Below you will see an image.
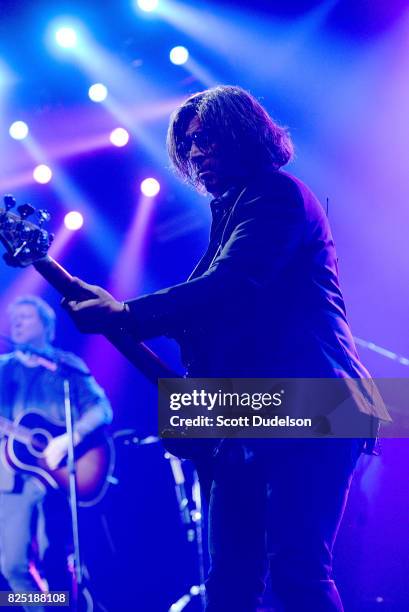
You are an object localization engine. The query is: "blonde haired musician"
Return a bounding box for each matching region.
[0,296,112,611]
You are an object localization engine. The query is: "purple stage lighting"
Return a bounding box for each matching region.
[140,178,160,197]
[33,164,52,184]
[9,121,29,140]
[64,211,84,231]
[110,127,130,147]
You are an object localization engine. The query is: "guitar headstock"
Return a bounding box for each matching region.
[0,195,54,267]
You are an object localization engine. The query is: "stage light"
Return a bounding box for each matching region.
[55,27,77,49]
[140,178,160,197]
[169,46,189,66]
[9,121,29,140]
[64,211,84,231]
[33,165,52,184]
[136,0,159,12]
[88,83,108,102]
[110,127,130,147]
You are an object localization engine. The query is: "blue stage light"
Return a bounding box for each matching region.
[33,165,52,184]
[169,46,189,66]
[110,128,130,147]
[55,27,78,49]
[140,178,160,197]
[64,211,84,231]
[136,0,159,13]
[9,121,29,140]
[88,83,108,102]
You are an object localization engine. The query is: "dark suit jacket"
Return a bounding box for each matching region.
[125,169,389,422]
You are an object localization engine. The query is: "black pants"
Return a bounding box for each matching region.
[204,438,363,611]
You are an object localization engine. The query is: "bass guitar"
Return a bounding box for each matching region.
[0,195,177,383]
[0,196,202,460]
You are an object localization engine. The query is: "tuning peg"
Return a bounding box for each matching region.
[37,209,51,226]
[3,195,16,211]
[34,228,52,252]
[17,203,36,219]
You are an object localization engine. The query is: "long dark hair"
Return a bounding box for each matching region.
[167,85,294,188]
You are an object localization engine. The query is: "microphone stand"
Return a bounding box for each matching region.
[38,353,89,611]
[62,376,84,612]
[191,471,206,609]
[165,454,206,612]
[112,433,206,610]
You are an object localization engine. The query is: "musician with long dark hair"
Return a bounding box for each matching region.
[64,86,388,611]
[0,295,112,611]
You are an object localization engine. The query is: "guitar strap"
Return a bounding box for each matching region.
[12,362,41,420]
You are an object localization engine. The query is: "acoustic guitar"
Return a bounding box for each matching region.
[0,410,114,506]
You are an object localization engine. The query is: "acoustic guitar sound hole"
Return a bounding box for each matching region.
[29,429,52,457]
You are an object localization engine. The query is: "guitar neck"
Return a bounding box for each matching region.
[0,415,32,444]
[33,256,177,384]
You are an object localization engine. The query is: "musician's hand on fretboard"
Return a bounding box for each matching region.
[62,276,127,334]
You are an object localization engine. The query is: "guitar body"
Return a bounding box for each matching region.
[1,411,114,506]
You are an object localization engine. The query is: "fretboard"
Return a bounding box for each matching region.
[0,415,32,444]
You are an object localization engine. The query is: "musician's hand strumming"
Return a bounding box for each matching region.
[43,431,82,471]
